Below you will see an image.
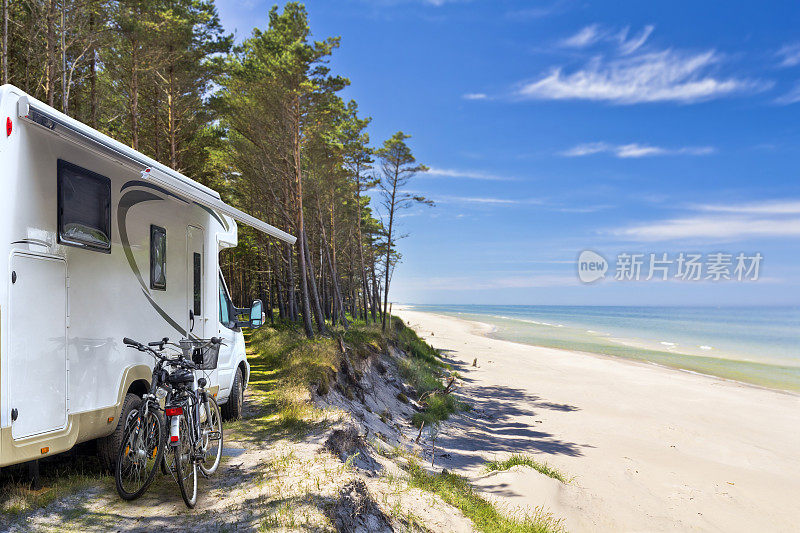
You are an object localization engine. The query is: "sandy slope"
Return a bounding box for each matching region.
[396,307,800,532]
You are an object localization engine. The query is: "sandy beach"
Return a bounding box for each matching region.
[395,306,800,532]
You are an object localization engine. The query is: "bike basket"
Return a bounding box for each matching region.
[178,339,220,371]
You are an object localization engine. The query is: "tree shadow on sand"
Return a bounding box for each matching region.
[428,383,592,470]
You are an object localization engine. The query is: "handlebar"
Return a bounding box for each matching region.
[123,336,211,369]
[123,337,140,348]
[148,337,169,348]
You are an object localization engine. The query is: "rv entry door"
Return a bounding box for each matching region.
[9,253,68,439]
[187,226,206,339]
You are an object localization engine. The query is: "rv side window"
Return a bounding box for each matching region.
[193,253,201,315]
[57,160,111,252]
[219,274,234,328]
[150,225,167,290]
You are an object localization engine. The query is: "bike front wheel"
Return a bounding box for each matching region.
[115,404,165,500]
[173,414,198,508]
[199,396,223,477]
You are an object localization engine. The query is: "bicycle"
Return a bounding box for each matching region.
[163,337,225,508]
[114,336,175,500]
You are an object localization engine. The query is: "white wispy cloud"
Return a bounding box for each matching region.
[400,274,578,291]
[553,204,614,213]
[436,195,529,205]
[612,200,800,241]
[618,25,654,55]
[463,92,488,100]
[777,43,800,67]
[517,50,764,104]
[429,194,541,205]
[426,166,516,181]
[561,142,715,158]
[505,2,565,20]
[614,215,800,241]
[774,83,800,105]
[561,24,602,48]
[561,24,654,54]
[693,200,800,215]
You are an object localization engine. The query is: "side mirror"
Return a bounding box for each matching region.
[249,300,264,329]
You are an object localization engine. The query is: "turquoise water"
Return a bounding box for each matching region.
[406,305,800,392]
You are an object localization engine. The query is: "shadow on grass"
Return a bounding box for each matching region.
[0,445,108,519]
[224,326,339,444]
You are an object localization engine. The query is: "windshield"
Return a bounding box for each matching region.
[218,273,233,328]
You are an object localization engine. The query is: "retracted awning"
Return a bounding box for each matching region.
[16,93,296,244]
[140,167,295,243]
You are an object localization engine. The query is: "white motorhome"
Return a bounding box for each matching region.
[0,84,295,469]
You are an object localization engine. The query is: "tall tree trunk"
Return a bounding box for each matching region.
[292,102,314,338]
[60,2,66,112]
[355,180,370,323]
[46,0,56,106]
[168,49,178,169]
[318,207,348,327]
[382,175,398,331]
[131,43,139,149]
[286,242,297,321]
[89,8,97,128]
[303,228,326,333]
[371,259,381,323]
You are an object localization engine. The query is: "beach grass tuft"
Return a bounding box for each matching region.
[406,461,564,533]
[390,316,468,427]
[485,454,570,483]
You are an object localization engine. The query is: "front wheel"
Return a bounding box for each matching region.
[221,368,243,421]
[199,396,223,477]
[115,403,164,500]
[174,414,198,508]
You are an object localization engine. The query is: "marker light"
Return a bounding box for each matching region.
[165,407,183,417]
[6,117,11,136]
[40,447,49,454]
[170,435,179,443]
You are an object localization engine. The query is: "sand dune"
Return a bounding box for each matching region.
[396,307,800,532]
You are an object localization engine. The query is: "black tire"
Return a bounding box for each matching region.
[199,396,223,477]
[174,414,198,508]
[99,393,141,472]
[114,403,165,501]
[221,368,243,421]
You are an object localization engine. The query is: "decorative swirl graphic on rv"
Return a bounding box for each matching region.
[118,185,187,337]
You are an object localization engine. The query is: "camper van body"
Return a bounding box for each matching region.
[0,85,294,468]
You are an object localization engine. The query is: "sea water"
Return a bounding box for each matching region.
[406,305,800,392]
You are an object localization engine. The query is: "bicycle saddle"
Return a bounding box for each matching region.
[168,368,194,386]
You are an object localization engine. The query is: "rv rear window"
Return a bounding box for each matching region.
[57,160,111,252]
[150,225,167,290]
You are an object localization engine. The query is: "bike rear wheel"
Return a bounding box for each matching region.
[115,405,164,500]
[173,414,198,508]
[199,396,223,477]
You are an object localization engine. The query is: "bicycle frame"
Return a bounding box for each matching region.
[166,381,208,456]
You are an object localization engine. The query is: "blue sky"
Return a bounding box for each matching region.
[216,0,800,306]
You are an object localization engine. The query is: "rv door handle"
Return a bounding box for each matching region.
[11,408,18,421]
[189,309,195,331]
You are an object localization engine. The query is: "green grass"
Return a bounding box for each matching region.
[225,324,341,441]
[0,455,107,517]
[389,316,468,428]
[485,455,570,483]
[406,461,563,533]
[231,318,404,441]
